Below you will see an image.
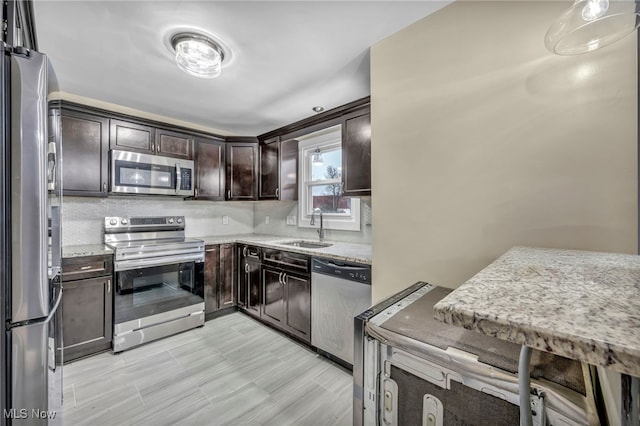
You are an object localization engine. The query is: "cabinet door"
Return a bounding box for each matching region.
[246,260,261,317]
[262,266,285,326]
[204,245,220,316]
[279,138,298,201]
[342,111,371,195]
[195,138,226,200]
[259,137,279,199]
[61,275,113,362]
[156,128,193,159]
[60,109,109,196]
[219,244,235,308]
[226,143,258,200]
[284,272,311,343]
[110,119,155,154]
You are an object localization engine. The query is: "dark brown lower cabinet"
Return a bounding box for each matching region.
[261,264,310,343]
[237,245,261,318]
[204,244,236,320]
[60,255,113,362]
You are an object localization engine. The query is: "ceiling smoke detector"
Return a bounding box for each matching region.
[171,32,226,79]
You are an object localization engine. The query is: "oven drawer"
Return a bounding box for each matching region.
[62,254,113,281]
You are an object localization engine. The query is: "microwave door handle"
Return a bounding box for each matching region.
[175,163,181,194]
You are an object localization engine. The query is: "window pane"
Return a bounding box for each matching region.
[311,185,351,214]
[311,149,342,182]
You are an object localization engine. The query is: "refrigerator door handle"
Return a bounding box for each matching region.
[44,286,62,325]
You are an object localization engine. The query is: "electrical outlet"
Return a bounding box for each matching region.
[222,215,229,225]
[265,216,270,225]
[286,215,296,226]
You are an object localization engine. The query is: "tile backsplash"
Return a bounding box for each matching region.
[62,197,255,245]
[63,196,372,246]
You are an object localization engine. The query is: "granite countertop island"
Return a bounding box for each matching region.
[433,246,640,377]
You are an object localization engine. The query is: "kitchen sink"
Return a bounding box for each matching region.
[279,240,333,249]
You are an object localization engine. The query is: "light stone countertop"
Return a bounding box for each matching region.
[433,246,640,377]
[198,233,372,265]
[63,234,371,265]
[62,244,113,258]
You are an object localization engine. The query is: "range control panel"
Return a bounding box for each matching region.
[105,216,185,231]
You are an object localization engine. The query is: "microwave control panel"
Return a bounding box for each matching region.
[180,168,192,190]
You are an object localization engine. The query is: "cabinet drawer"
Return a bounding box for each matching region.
[62,255,113,281]
[262,249,309,273]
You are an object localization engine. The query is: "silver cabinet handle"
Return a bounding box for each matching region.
[282,273,287,285]
[205,248,217,253]
[278,272,283,284]
[79,265,92,270]
[275,188,279,198]
[103,182,107,191]
[227,189,231,199]
[245,263,250,273]
[243,247,247,257]
[195,188,198,198]
[107,279,111,293]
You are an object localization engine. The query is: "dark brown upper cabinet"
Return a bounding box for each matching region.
[155,128,194,160]
[60,109,109,197]
[259,136,279,199]
[194,137,226,201]
[279,138,299,201]
[109,119,155,154]
[342,109,371,196]
[259,136,298,201]
[225,138,258,200]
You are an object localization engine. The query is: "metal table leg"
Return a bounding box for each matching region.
[621,374,639,426]
[519,345,533,426]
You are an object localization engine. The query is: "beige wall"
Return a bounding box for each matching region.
[371,1,637,303]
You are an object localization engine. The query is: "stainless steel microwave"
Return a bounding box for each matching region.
[110,150,194,196]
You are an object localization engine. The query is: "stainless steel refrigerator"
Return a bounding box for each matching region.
[1,1,63,424]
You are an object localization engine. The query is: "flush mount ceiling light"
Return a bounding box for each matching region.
[312,106,325,113]
[171,32,226,78]
[545,0,640,55]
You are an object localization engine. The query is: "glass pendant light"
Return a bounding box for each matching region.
[311,147,324,166]
[545,0,640,55]
[171,33,225,78]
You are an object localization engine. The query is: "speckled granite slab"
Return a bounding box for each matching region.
[433,246,640,377]
[63,244,113,258]
[198,234,372,265]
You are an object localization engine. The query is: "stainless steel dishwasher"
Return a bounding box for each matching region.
[311,258,371,366]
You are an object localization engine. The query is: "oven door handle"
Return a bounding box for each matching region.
[114,253,204,272]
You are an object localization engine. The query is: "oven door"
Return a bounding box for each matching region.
[110,150,194,196]
[114,261,204,327]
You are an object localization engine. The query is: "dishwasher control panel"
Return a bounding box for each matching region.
[311,258,371,285]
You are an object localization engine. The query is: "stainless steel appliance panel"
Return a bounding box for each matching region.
[311,258,371,366]
[10,321,49,422]
[10,51,49,322]
[110,150,194,196]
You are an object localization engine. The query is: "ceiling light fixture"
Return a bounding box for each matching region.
[544,0,640,55]
[171,32,226,78]
[311,147,324,166]
[312,106,325,113]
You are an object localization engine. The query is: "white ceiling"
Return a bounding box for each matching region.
[33,1,450,136]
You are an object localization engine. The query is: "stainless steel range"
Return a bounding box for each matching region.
[104,216,205,352]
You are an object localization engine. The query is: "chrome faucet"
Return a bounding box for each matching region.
[310,208,325,242]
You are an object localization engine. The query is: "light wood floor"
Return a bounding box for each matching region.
[62,313,353,426]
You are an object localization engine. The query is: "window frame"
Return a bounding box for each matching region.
[297,125,361,232]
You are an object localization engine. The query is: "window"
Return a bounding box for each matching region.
[298,125,360,231]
